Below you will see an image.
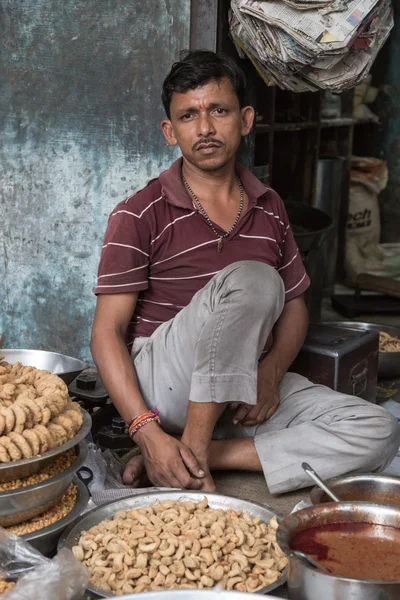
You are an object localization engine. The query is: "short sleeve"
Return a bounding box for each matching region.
[95,200,151,295]
[275,197,310,301]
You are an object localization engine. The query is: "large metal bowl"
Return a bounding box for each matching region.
[0,441,88,526]
[277,502,400,600]
[322,322,400,378]
[0,349,88,385]
[23,477,90,556]
[0,408,91,483]
[118,592,281,599]
[310,473,400,507]
[58,490,287,598]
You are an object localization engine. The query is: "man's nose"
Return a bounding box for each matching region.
[198,113,216,137]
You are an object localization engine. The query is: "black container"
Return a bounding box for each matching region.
[290,323,379,403]
[284,201,333,322]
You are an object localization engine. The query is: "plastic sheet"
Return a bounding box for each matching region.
[0,528,89,599]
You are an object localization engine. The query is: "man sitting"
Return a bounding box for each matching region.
[91,50,399,494]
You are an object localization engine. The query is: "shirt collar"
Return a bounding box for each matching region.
[158,157,267,209]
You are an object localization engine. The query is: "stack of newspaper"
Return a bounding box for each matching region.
[230,0,393,91]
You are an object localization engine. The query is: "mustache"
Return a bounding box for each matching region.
[192,137,224,151]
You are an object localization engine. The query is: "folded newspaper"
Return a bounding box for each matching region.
[230,0,393,91]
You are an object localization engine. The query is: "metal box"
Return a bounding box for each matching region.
[290,323,379,403]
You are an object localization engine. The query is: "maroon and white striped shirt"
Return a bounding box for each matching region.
[95,158,310,349]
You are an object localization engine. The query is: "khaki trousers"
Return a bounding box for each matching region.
[131,261,400,494]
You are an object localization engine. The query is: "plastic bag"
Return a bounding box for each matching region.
[0,528,89,599]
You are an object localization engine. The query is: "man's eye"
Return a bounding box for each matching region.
[182,113,193,120]
[215,108,227,114]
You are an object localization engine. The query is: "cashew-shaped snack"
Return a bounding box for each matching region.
[8,432,33,459]
[22,429,41,456]
[0,408,15,435]
[138,536,161,553]
[0,436,21,460]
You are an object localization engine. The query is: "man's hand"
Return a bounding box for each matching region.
[233,358,280,427]
[135,424,205,489]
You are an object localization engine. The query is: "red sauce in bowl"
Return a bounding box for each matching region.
[291,522,400,581]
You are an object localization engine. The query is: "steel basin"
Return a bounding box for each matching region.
[23,477,90,556]
[118,592,281,599]
[0,408,91,483]
[321,322,400,378]
[277,502,400,600]
[0,349,88,384]
[58,490,287,597]
[310,473,400,507]
[0,441,88,526]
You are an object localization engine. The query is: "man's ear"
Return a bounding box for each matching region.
[240,106,255,136]
[161,120,178,146]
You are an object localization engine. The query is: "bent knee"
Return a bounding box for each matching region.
[221,261,285,303]
[360,407,400,471]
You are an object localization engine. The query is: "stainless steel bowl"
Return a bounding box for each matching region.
[310,473,400,507]
[118,592,281,599]
[322,322,400,378]
[0,408,91,483]
[23,477,90,556]
[58,490,287,598]
[0,441,88,526]
[0,349,88,384]
[277,502,400,600]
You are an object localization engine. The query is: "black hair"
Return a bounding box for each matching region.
[162,50,247,119]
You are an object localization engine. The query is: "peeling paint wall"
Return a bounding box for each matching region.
[0,1,189,363]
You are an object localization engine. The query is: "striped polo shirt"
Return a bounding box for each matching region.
[95,158,310,349]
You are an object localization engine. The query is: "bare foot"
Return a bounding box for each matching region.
[198,472,217,492]
[122,454,148,487]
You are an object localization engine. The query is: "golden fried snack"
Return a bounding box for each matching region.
[0,579,15,594]
[10,403,26,434]
[63,408,83,432]
[34,424,55,450]
[0,360,83,462]
[8,432,33,459]
[22,429,41,456]
[53,414,75,439]
[17,396,42,424]
[0,414,5,437]
[379,331,400,352]
[0,407,15,435]
[0,437,21,461]
[48,423,68,446]
[0,383,15,402]
[36,398,52,424]
[33,425,48,454]
[0,446,10,463]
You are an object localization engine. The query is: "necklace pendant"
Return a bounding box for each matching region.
[217,238,223,253]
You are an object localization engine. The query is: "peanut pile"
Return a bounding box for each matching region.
[0,358,83,462]
[7,483,78,536]
[73,497,288,595]
[0,448,77,493]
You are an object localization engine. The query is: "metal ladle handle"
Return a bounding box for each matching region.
[302,462,340,502]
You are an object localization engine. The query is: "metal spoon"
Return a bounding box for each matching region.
[293,550,331,574]
[302,462,340,503]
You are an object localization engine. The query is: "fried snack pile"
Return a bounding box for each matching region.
[379,332,400,353]
[72,497,288,595]
[0,448,77,492]
[7,482,78,536]
[0,358,83,462]
[0,580,15,595]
